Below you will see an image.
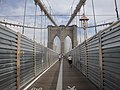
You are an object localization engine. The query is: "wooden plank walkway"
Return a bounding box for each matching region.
[26,61,60,90]
[23,58,99,90]
[63,59,98,90]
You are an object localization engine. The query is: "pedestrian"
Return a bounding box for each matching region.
[58,54,62,61]
[68,55,72,67]
[61,54,63,58]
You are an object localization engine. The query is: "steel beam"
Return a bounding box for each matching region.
[34,0,58,26]
[0,21,47,29]
[66,0,86,26]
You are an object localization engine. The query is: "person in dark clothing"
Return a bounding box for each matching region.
[68,55,72,67]
[58,54,62,61]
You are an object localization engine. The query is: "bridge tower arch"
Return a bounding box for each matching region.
[47,25,77,54]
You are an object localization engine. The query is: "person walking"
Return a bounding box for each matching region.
[68,55,72,68]
[58,54,62,62]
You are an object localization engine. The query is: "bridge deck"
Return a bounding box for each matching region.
[24,58,98,90]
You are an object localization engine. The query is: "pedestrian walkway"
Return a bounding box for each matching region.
[23,58,99,90]
[24,61,60,90]
[63,59,98,90]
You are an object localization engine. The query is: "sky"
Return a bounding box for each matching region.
[0,0,120,53]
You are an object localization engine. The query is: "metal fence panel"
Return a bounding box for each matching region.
[65,20,120,90]
[0,24,59,90]
[87,35,100,88]
[36,43,42,76]
[102,24,120,90]
[80,42,87,76]
[0,25,17,90]
[20,35,34,87]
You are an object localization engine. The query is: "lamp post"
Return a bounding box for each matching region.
[80,14,89,41]
[80,14,89,77]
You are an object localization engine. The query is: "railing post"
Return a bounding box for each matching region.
[41,46,44,71]
[99,32,103,90]
[84,41,88,77]
[16,32,20,90]
[46,49,49,68]
[33,42,36,78]
[79,45,82,71]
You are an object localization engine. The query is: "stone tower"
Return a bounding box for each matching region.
[47,25,77,54]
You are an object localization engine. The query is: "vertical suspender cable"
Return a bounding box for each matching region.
[41,11,43,45]
[71,0,75,15]
[83,4,87,40]
[33,5,37,41]
[71,7,72,15]
[43,15,45,46]
[79,11,81,44]
[44,15,46,46]
[76,14,77,26]
[114,0,119,20]
[22,0,27,34]
[50,6,51,15]
[40,11,43,44]
[46,16,48,47]
[33,4,37,78]
[76,14,78,45]
[83,4,88,77]
[92,0,97,34]
[40,7,44,71]
[39,10,41,43]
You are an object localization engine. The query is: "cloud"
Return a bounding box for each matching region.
[0,0,120,51]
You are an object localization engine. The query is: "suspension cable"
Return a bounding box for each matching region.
[44,15,46,46]
[0,14,117,17]
[76,14,77,25]
[114,0,119,20]
[79,11,81,44]
[33,5,37,41]
[66,0,86,26]
[83,4,87,40]
[92,0,97,34]
[39,10,41,44]
[83,3,85,15]
[34,0,58,26]
[22,0,27,34]
[41,10,43,44]
[70,0,75,15]
[0,21,47,29]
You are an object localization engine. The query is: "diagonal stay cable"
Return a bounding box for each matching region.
[34,0,58,27]
[66,0,87,27]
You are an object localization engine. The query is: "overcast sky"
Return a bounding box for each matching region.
[0,0,120,53]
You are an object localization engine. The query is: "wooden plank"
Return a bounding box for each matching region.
[84,41,88,77]
[16,32,20,90]
[99,32,103,90]
[33,42,36,78]
[63,59,98,90]
[46,48,49,68]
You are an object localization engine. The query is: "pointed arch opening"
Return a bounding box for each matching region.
[53,36,61,53]
[64,36,72,53]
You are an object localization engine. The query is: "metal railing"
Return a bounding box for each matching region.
[65,20,120,90]
[0,24,59,90]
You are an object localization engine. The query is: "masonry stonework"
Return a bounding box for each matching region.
[47,25,77,54]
